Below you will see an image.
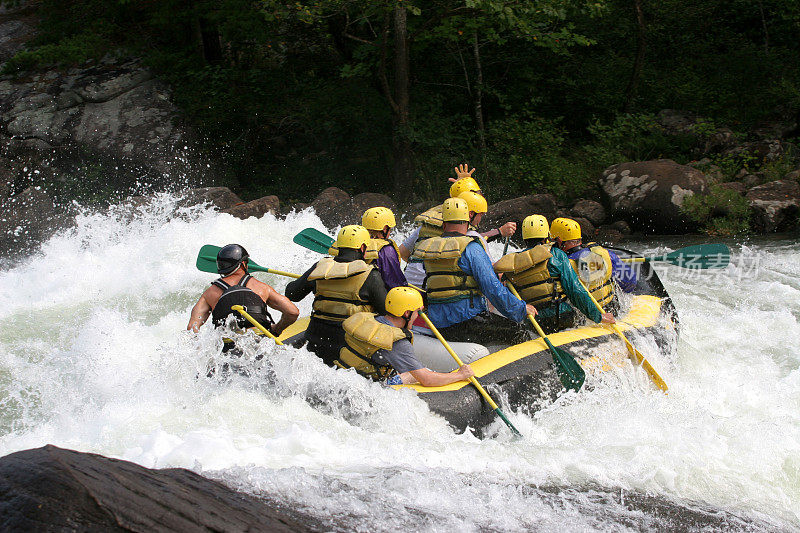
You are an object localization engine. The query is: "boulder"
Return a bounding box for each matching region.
[312,186,353,228]
[743,174,761,189]
[724,139,785,164]
[600,159,708,233]
[0,445,316,532]
[0,187,63,255]
[570,199,606,226]
[786,169,800,181]
[607,220,632,234]
[482,194,558,238]
[223,195,280,219]
[351,192,395,215]
[746,180,800,232]
[595,227,625,244]
[179,187,243,211]
[572,217,596,239]
[717,182,746,196]
[656,109,699,135]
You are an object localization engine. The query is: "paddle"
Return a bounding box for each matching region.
[621,244,730,269]
[293,227,335,254]
[419,311,522,437]
[505,283,585,392]
[231,305,284,345]
[196,245,300,279]
[502,235,510,256]
[580,280,668,393]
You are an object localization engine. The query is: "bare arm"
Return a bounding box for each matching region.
[187,294,212,332]
[264,287,300,335]
[400,364,474,387]
[398,243,411,262]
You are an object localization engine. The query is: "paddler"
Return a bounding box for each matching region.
[361,206,407,289]
[398,164,516,288]
[412,197,536,344]
[337,286,474,386]
[285,225,388,365]
[493,215,615,333]
[187,244,300,344]
[550,217,638,311]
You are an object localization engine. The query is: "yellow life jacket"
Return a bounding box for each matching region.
[411,235,484,303]
[569,243,614,308]
[337,312,412,380]
[414,204,445,240]
[493,244,564,307]
[307,257,375,322]
[328,238,400,265]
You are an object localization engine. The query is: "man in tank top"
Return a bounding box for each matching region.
[187,244,299,336]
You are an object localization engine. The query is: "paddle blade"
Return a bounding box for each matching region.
[294,227,335,254]
[544,337,585,391]
[660,243,731,269]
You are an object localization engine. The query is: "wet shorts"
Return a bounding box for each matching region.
[386,375,403,386]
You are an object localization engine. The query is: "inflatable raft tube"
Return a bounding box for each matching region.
[276,247,678,434]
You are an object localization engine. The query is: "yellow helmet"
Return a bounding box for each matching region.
[522,215,550,240]
[336,225,371,249]
[441,197,470,223]
[457,191,487,214]
[449,176,481,198]
[385,286,424,317]
[550,217,582,242]
[361,206,396,231]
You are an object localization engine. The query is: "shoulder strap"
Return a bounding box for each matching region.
[211,278,230,291]
[237,274,252,287]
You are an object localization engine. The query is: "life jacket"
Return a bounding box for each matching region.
[307,257,375,322]
[211,274,274,330]
[414,204,445,240]
[412,235,484,303]
[337,312,412,380]
[328,238,400,265]
[568,243,614,308]
[493,244,564,308]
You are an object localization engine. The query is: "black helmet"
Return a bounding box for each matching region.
[217,244,249,275]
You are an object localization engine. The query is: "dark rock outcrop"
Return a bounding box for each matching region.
[179,187,243,211]
[351,192,395,215]
[718,181,746,195]
[311,188,396,229]
[0,445,317,532]
[224,195,280,219]
[482,194,558,238]
[746,180,800,232]
[572,217,596,239]
[600,159,708,233]
[570,199,606,226]
[0,186,63,253]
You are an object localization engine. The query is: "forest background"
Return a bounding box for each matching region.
[3,0,800,211]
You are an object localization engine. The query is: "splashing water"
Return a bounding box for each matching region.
[0,194,797,530]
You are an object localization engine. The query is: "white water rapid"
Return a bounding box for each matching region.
[1,194,798,531]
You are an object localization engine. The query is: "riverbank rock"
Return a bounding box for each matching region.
[179,187,243,211]
[600,159,708,233]
[0,445,317,531]
[570,199,606,226]
[718,181,746,195]
[311,188,396,229]
[223,195,280,219]
[483,194,558,238]
[0,186,64,254]
[746,179,800,232]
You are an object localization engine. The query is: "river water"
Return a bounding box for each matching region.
[0,193,798,531]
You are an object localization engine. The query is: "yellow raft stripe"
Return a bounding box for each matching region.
[273,295,666,393]
[394,294,665,393]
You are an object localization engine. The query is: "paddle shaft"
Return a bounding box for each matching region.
[579,282,668,392]
[231,305,284,345]
[502,235,510,256]
[419,312,521,436]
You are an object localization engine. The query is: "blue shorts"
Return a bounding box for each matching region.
[386,375,403,386]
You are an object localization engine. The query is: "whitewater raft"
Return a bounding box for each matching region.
[276,247,678,433]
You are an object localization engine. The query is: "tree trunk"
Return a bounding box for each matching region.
[391,4,414,199]
[622,0,646,113]
[472,33,488,171]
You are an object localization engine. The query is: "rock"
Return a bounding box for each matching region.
[718,182,746,196]
[600,159,709,233]
[281,202,310,216]
[743,174,761,189]
[657,109,699,135]
[572,217,596,239]
[570,199,606,226]
[703,165,724,184]
[703,127,737,153]
[786,169,800,181]
[179,187,243,211]
[724,139,785,163]
[351,192,395,215]
[0,445,317,532]
[482,194,558,239]
[0,186,64,255]
[223,195,280,219]
[746,180,800,232]
[312,186,353,228]
[595,227,625,244]
[607,220,632,234]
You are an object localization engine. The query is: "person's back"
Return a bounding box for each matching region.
[337,287,474,386]
[285,225,388,365]
[187,244,299,343]
[361,206,407,289]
